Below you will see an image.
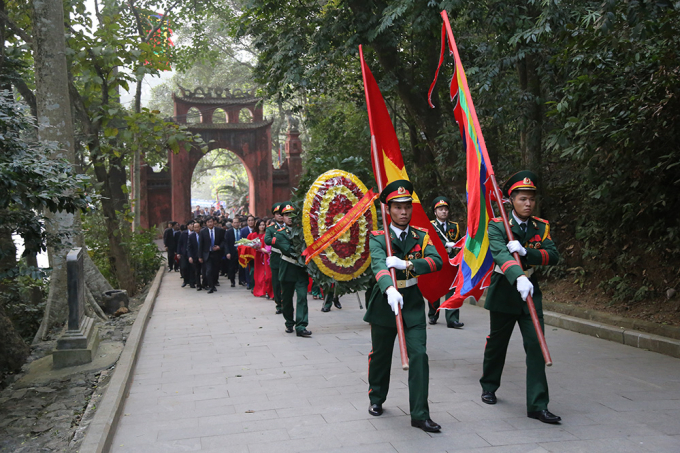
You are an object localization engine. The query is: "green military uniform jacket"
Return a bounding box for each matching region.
[430,219,461,246]
[274,226,307,282]
[364,226,443,329]
[265,223,282,269]
[485,216,560,315]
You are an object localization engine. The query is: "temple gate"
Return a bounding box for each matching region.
[136,87,302,229]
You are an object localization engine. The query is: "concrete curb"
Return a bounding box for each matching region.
[544,310,680,358]
[78,265,166,453]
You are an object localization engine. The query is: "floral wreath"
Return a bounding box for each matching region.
[302,170,377,281]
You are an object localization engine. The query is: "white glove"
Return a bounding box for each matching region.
[445,241,456,249]
[385,286,404,315]
[507,240,527,256]
[386,256,408,270]
[516,276,534,301]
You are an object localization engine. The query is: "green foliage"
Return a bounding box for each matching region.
[0,265,48,341]
[82,210,162,289]
[294,96,374,194]
[544,1,680,301]
[0,91,92,269]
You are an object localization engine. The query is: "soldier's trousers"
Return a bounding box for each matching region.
[281,278,308,332]
[428,289,460,325]
[428,300,460,325]
[271,265,282,310]
[367,323,430,421]
[480,311,549,412]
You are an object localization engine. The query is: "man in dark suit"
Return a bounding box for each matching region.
[225,217,243,287]
[188,221,204,290]
[177,222,192,287]
[163,221,178,272]
[199,217,226,294]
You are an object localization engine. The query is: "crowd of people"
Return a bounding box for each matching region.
[162,169,562,433]
[162,204,340,314]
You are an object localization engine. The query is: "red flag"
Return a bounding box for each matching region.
[359,46,456,302]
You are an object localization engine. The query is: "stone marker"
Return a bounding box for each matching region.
[52,248,100,369]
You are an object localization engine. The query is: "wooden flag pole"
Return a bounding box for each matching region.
[440,11,552,366]
[370,135,409,371]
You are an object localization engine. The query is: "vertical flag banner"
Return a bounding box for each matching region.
[428,16,496,310]
[359,46,456,303]
[146,13,174,69]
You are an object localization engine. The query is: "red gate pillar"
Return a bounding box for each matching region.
[170,145,193,222]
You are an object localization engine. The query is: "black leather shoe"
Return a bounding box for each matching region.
[215,282,220,286]
[197,286,202,291]
[411,419,441,432]
[481,391,497,405]
[448,321,465,329]
[368,404,383,416]
[428,317,437,325]
[528,410,561,424]
[207,289,214,294]
[181,283,187,287]
[333,298,342,309]
[285,327,294,333]
[296,329,312,337]
[189,285,195,288]
[321,307,330,312]
[275,309,283,314]
[231,283,235,287]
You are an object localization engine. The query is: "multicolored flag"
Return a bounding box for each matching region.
[359,46,456,302]
[429,13,497,310]
[145,13,174,69]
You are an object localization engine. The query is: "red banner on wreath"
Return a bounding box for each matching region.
[237,245,256,268]
[302,189,379,264]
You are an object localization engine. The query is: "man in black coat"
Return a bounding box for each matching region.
[163,221,178,272]
[225,217,244,287]
[188,221,204,290]
[199,217,227,293]
[177,222,192,287]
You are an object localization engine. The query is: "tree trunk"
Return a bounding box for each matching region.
[517,52,544,210]
[92,150,137,295]
[132,76,143,231]
[31,0,81,341]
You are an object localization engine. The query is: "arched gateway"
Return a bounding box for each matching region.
[136,87,303,229]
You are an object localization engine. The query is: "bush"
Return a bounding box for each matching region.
[0,265,48,341]
[82,210,163,290]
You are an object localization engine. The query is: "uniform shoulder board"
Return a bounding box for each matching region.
[411,225,428,233]
[429,219,437,225]
[490,217,503,222]
[277,227,286,232]
[531,216,550,224]
[370,230,384,236]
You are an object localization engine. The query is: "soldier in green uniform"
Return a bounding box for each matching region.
[274,203,312,337]
[479,170,561,424]
[365,180,443,433]
[427,196,464,328]
[264,202,285,314]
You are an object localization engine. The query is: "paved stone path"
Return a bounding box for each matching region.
[111,273,680,452]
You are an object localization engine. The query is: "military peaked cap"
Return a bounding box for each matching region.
[380,179,414,204]
[431,196,450,211]
[503,170,538,197]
